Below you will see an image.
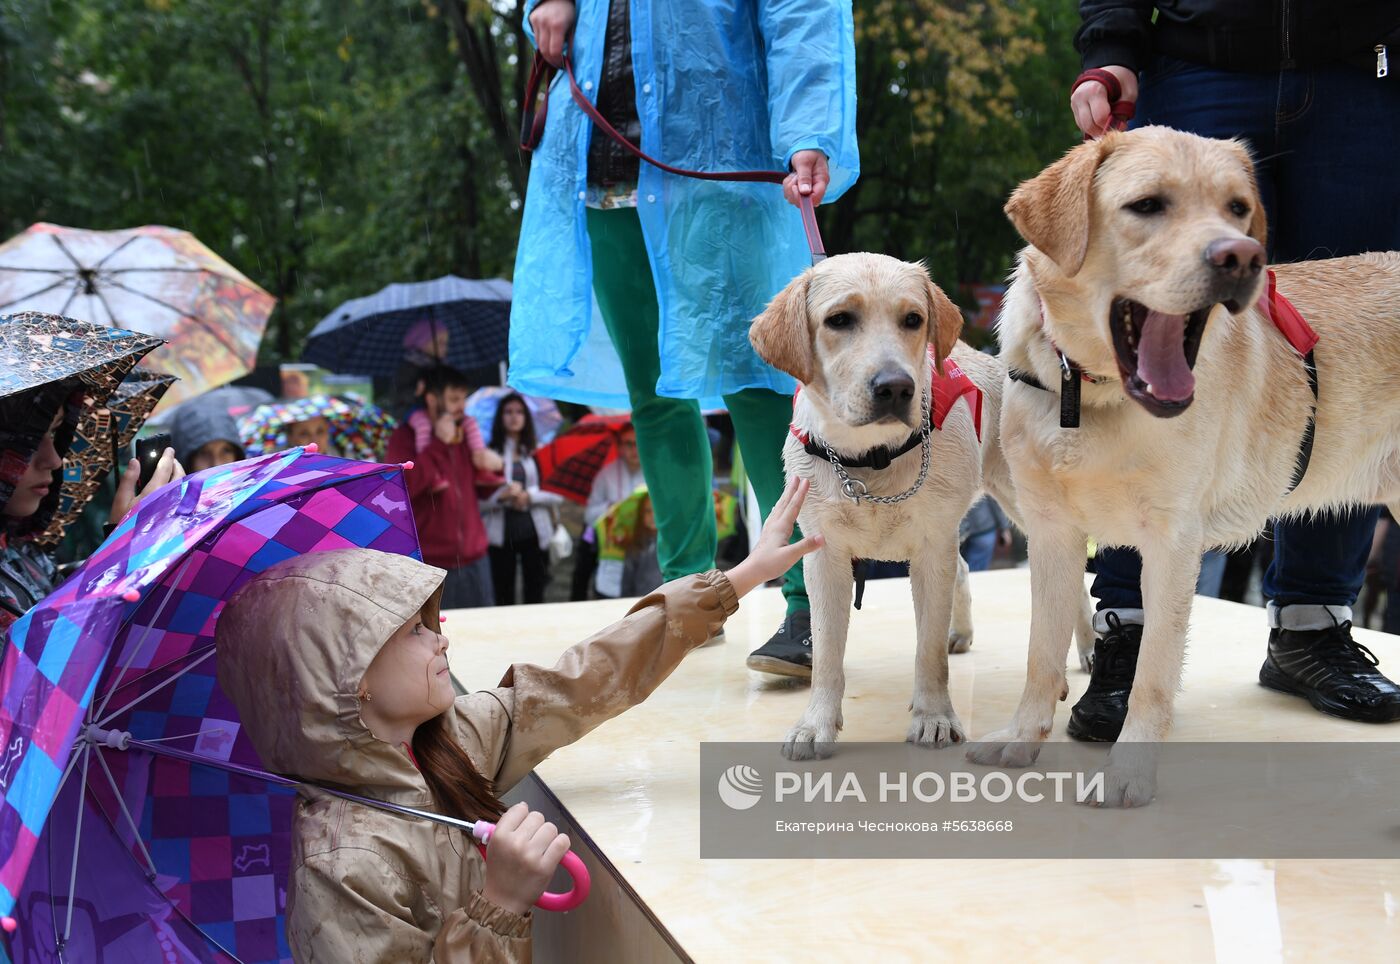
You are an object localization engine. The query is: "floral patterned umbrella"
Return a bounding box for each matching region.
[238,394,397,462]
[0,224,275,408]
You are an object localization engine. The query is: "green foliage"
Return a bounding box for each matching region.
[0,0,1081,364]
[829,0,1083,299]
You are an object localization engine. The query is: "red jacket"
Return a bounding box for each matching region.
[386,422,491,570]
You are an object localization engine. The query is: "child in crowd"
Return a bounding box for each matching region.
[170,401,246,471]
[592,487,661,600]
[285,415,334,456]
[404,366,504,476]
[386,366,504,608]
[216,477,821,961]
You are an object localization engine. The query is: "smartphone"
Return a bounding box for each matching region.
[133,433,173,491]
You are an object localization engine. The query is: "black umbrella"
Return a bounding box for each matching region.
[303,275,511,376]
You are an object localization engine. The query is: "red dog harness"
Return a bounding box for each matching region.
[790,351,984,469]
[1008,270,1320,491]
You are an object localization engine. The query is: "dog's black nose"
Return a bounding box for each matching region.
[869,368,915,416]
[1204,237,1265,281]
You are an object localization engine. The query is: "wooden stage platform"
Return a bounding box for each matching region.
[447,569,1399,962]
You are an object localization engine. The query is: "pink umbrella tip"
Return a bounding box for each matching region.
[2,916,16,933]
[402,460,415,471]
[122,590,141,603]
[304,443,319,453]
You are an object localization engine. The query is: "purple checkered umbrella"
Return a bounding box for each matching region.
[0,448,422,962]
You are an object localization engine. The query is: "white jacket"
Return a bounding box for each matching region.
[478,439,565,550]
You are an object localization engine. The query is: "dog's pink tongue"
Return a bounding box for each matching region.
[1136,310,1194,401]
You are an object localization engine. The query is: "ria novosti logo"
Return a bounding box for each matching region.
[717,764,764,810]
[715,761,1105,806]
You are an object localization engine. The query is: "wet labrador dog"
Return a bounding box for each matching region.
[750,253,1094,760]
[969,126,1400,804]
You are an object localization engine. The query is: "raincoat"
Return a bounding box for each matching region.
[215,548,738,963]
[508,0,860,407]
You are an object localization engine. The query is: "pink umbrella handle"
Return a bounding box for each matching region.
[472,820,591,912]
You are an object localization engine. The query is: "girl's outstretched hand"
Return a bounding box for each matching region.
[480,802,571,916]
[725,476,823,599]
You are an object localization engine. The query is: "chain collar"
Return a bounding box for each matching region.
[813,390,932,505]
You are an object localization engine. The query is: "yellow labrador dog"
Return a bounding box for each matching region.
[751,253,1094,760]
[970,126,1400,804]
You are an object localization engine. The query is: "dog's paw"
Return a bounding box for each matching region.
[1082,763,1157,808]
[781,719,840,761]
[947,631,973,654]
[907,710,966,748]
[964,729,1044,768]
[1082,744,1158,808]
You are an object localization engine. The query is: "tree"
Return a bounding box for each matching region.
[0,0,1085,365]
[831,0,1082,303]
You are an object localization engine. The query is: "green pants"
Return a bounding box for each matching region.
[586,206,807,615]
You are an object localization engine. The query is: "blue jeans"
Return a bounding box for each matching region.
[1092,57,1399,618]
[961,530,999,572]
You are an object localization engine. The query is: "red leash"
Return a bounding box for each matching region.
[520,53,827,263]
[1071,68,1136,141]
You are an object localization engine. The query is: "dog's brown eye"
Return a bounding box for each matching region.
[1229,199,1250,217]
[825,312,854,330]
[1126,197,1165,214]
[903,312,923,329]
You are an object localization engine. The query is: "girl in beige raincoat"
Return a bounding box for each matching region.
[215,477,821,963]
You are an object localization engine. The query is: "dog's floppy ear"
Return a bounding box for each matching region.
[750,268,814,384]
[922,272,963,375]
[1004,138,1108,277]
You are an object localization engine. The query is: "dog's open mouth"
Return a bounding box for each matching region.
[1108,297,1219,417]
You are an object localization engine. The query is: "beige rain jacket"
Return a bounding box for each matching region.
[216,549,737,963]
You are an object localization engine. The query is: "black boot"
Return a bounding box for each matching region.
[1067,612,1142,742]
[1260,620,1400,723]
[746,610,812,679]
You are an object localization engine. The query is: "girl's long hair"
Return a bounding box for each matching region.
[411,714,506,823]
[488,393,536,454]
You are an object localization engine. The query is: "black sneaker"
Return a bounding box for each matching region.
[1067,612,1142,742]
[1259,621,1400,723]
[746,610,812,679]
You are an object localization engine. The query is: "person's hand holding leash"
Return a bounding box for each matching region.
[1069,65,1137,139]
[785,150,831,208]
[529,0,576,67]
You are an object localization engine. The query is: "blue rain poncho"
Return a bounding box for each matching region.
[508,0,860,407]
